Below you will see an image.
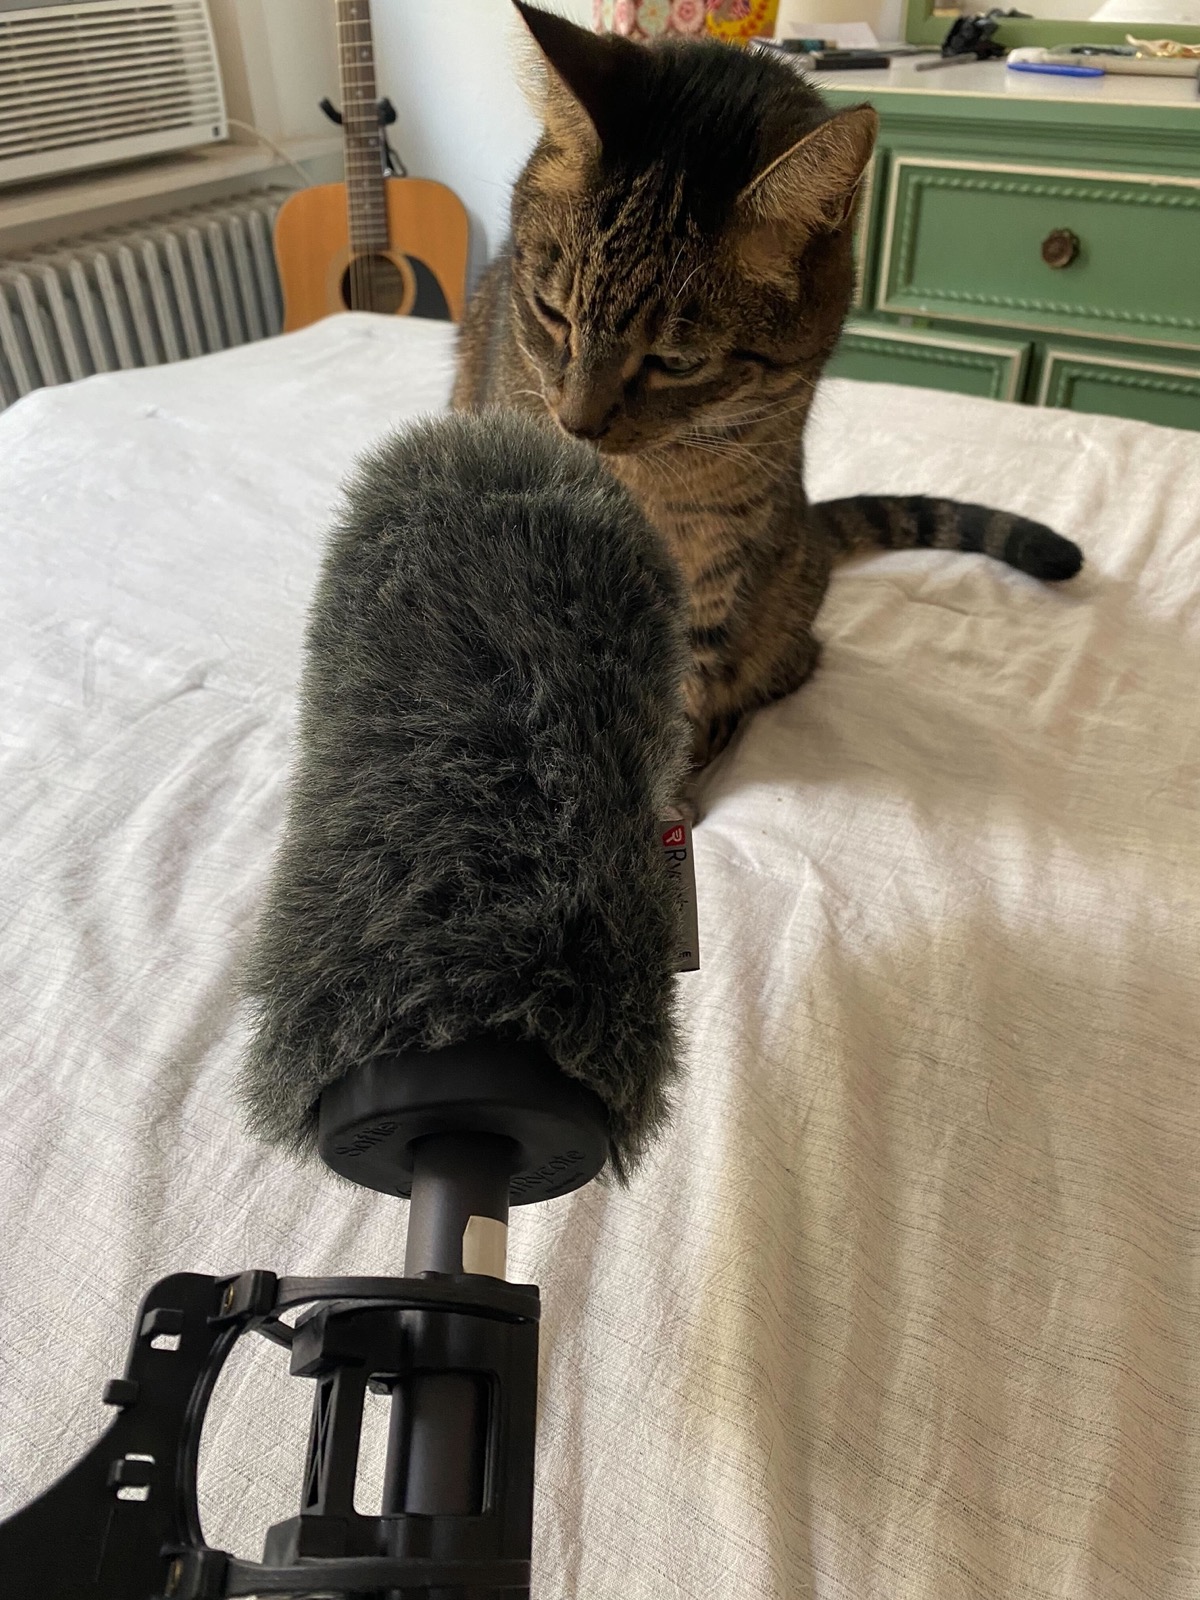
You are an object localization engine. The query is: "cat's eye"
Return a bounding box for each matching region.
[532,292,569,332]
[647,352,706,377]
[732,348,781,370]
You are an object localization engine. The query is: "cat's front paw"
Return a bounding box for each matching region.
[664,784,701,829]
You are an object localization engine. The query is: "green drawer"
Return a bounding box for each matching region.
[878,157,1200,352]
[826,321,1029,400]
[1038,348,1200,432]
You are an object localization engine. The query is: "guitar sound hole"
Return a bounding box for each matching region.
[340,254,409,314]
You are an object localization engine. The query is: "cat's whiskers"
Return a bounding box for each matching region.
[721,388,816,419]
[704,407,808,437]
[685,426,804,470]
[678,437,771,471]
[670,260,705,306]
[640,442,693,496]
[680,420,780,454]
[678,433,790,477]
[703,385,818,433]
[698,396,807,427]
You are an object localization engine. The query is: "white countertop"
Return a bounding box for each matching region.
[811,56,1200,108]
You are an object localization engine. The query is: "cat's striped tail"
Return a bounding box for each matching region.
[815,495,1083,582]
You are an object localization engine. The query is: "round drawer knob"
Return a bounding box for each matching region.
[1041,229,1080,270]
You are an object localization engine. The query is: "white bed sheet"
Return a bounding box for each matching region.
[1,313,1198,1600]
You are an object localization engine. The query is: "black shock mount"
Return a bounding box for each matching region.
[0,1042,609,1599]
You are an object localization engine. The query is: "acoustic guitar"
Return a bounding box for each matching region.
[274,0,469,330]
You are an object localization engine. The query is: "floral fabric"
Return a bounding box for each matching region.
[594,0,778,39]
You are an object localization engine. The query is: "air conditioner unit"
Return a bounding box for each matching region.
[0,0,227,190]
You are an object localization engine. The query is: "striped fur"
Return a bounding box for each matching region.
[452,4,1083,771]
[818,496,1083,580]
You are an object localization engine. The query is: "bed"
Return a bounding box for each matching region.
[1,312,1197,1600]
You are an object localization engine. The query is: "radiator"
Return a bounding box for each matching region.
[0,188,286,411]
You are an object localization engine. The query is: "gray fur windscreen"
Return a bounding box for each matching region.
[239,409,691,1179]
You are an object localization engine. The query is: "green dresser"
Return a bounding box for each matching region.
[819,61,1200,431]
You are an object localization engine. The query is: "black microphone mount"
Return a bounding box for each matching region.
[0,1041,609,1599]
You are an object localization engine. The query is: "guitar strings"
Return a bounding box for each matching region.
[348,119,387,313]
[341,1,380,315]
[340,2,423,315]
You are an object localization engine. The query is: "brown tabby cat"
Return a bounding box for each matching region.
[453,2,1083,774]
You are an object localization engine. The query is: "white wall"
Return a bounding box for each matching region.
[370,0,592,288]
[208,0,340,142]
[777,0,904,43]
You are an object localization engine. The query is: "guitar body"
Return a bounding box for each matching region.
[274,177,469,331]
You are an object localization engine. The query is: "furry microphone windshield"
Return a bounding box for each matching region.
[240,408,690,1180]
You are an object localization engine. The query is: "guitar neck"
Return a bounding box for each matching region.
[335,0,388,253]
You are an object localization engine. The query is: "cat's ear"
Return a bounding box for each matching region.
[737,106,878,238]
[513,1,627,166]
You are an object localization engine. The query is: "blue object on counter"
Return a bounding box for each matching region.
[1007,60,1105,77]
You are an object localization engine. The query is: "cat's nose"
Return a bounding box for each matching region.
[555,392,620,442]
[559,415,610,442]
